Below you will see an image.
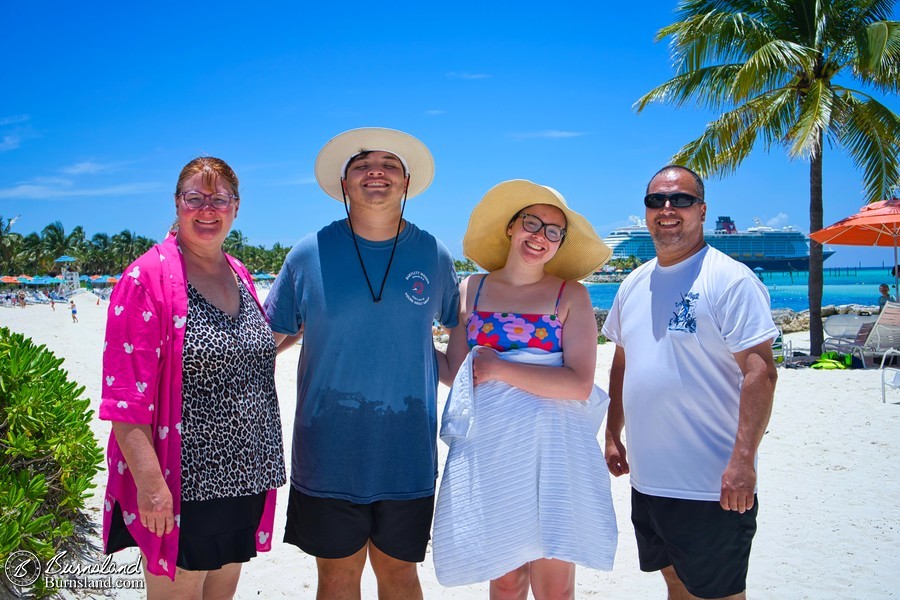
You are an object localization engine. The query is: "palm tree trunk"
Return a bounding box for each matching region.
[808,138,825,356]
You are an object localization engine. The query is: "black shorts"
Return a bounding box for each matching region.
[631,488,758,599]
[106,491,266,571]
[284,486,434,563]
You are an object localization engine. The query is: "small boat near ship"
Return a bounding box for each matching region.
[602,216,834,271]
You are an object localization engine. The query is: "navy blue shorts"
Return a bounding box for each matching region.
[631,488,758,599]
[284,486,434,563]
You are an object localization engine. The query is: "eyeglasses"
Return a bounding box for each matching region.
[519,213,566,243]
[178,191,238,210]
[644,192,704,209]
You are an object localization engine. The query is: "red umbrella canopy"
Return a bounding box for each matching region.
[811,198,900,295]
[809,198,900,246]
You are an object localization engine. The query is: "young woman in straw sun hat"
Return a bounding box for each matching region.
[432,180,618,599]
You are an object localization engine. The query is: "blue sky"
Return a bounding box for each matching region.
[2,1,898,269]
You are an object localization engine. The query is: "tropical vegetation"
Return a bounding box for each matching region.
[0,216,291,276]
[0,327,104,597]
[636,0,900,354]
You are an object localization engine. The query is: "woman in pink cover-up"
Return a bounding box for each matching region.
[99,157,285,598]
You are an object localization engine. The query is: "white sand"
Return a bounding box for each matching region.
[2,291,899,599]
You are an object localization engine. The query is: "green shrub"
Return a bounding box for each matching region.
[0,326,103,597]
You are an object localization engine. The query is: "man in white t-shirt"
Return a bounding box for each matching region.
[602,165,778,600]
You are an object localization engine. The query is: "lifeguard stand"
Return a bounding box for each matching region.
[54,255,79,296]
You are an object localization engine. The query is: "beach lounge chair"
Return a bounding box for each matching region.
[880,349,900,403]
[772,328,793,365]
[823,313,878,347]
[824,302,900,368]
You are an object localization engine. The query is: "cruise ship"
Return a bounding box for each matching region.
[603,216,835,271]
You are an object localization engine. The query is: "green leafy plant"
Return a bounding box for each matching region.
[0,326,103,597]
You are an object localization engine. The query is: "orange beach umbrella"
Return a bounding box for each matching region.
[810,198,900,294]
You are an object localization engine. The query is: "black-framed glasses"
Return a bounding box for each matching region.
[178,191,238,210]
[519,213,566,243]
[644,192,704,209]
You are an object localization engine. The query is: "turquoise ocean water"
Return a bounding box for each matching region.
[586,266,897,312]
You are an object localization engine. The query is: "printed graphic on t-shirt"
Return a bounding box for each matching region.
[404,271,431,306]
[668,292,699,333]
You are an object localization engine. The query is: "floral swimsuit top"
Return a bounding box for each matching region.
[466,275,566,352]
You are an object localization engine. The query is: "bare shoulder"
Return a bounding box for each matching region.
[459,274,485,312]
[561,279,591,305]
[558,279,593,320]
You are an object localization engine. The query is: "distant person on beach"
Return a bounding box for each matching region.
[602,165,779,600]
[69,300,77,322]
[432,180,617,598]
[878,283,895,312]
[99,157,286,598]
[265,128,459,599]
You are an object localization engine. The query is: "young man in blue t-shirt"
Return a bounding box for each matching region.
[265,128,459,599]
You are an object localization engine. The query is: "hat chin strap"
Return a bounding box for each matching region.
[340,176,410,304]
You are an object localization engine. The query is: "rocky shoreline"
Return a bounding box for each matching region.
[593,304,881,335]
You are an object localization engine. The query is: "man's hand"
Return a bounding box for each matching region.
[720,457,756,513]
[605,431,630,477]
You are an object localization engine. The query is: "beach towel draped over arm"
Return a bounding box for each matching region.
[440,346,607,443]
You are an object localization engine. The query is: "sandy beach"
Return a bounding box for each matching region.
[1,289,899,599]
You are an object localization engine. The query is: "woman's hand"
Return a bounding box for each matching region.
[136,477,175,537]
[472,347,506,386]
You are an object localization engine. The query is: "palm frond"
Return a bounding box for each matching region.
[669,88,800,176]
[634,64,751,111]
[733,39,817,100]
[837,92,900,202]
[786,80,836,157]
[851,21,900,91]
[661,9,775,73]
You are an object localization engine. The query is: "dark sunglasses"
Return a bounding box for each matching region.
[644,192,704,209]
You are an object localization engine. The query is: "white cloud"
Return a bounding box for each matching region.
[511,130,587,140]
[425,109,446,116]
[0,182,162,200]
[60,161,116,175]
[766,212,790,227]
[446,72,491,80]
[31,176,74,187]
[0,115,29,126]
[0,135,21,152]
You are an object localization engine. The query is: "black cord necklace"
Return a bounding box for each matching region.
[342,178,409,304]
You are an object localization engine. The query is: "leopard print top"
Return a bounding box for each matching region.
[180,279,286,501]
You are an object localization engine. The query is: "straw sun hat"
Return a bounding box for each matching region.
[314,127,435,201]
[463,179,612,281]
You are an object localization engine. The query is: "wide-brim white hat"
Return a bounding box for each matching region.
[463,179,612,281]
[314,127,434,201]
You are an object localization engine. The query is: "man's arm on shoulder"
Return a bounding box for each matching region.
[720,339,778,512]
[605,344,629,477]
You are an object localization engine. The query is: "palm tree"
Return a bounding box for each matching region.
[223,229,248,257]
[19,233,44,274]
[0,215,23,273]
[40,221,85,273]
[636,0,900,354]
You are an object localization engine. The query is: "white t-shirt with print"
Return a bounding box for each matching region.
[602,246,778,501]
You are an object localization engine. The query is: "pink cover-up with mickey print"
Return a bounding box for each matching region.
[99,233,278,580]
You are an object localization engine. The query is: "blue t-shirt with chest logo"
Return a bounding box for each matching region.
[265,219,460,503]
